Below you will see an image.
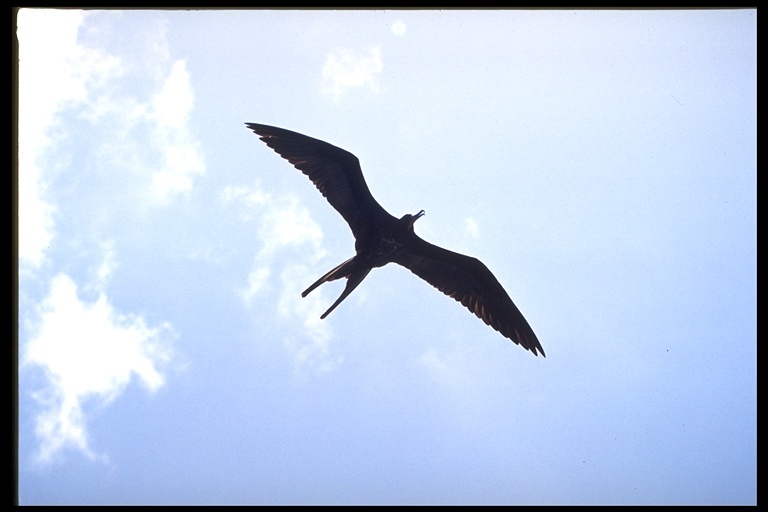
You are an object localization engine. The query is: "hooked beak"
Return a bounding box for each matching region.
[408,210,425,229]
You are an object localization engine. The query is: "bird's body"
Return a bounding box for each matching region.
[246,123,544,357]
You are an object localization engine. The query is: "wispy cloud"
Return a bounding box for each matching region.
[76,45,205,206]
[322,47,383,101]
[23,271,175,465]
[277,264,340,375]
[222,182,341,374]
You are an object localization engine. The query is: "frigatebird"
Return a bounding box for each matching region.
[245,123,544,357]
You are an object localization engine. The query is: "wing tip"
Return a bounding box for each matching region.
[245,122,275,138]
[515,336,545,357]
[522,333,545,358]
[244,122,265,133]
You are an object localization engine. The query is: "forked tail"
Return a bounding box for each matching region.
[302,257,372,319]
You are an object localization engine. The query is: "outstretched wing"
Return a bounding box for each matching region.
[245,123,395,240]
[394,235,544,356]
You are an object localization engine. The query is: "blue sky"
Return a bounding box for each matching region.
[16,9,755,505]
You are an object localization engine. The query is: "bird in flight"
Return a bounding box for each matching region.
[245,123,544,357]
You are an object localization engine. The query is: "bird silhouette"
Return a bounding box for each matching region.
[245,123,544,357]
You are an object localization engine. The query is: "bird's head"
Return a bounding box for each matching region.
[402,210,425,231]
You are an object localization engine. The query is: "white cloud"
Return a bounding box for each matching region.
[322,47,383,101]
[17,167,55,270]
[277,264,340,375]
[258,196,325,255]
[17,11,187,466]
[463,216,480,238]
[16,10,205,268]
[148,60,205,203]
[242,265,271,303]
[17,9,88,268]
[23,273,175,464]
[391,20,407,37]
[150,59,194,130]
[225,183,341,373]
[220,183,271,207]
[90,240,118,292]
[228,187,327,278]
